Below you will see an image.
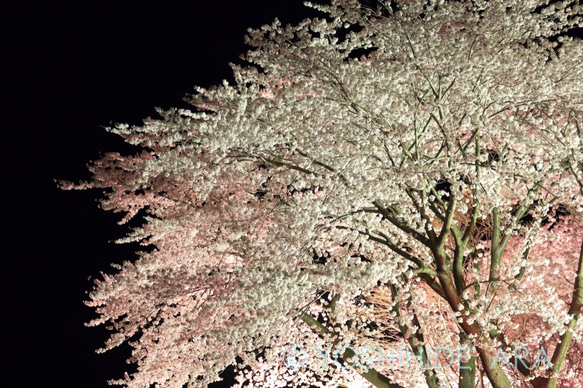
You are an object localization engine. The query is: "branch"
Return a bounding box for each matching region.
[299,312,404,388]
[389,284,441,388]
[453,190,479,292]
[368,229,427,269]
[459,331,476,388]
[405,187,438,245]
[373,200,431,247]
[541,237,583,388]
[435,191,456,254]
[489,204,530,295]
[257,155,320,176]
[489,207,502,294]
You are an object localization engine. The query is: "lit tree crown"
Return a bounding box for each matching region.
[65,1,583,387]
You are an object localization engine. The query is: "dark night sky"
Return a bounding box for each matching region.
[3,2,319,387]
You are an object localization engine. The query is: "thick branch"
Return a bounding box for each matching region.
[541,237,583,388]
[300,312,403,388]
[459,331,476,388]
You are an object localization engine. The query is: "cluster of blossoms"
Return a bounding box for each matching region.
[66,1,583,387]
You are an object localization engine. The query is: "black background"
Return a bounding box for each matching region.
[3,2,318,387]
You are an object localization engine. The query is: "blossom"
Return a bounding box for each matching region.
[65,1,583,387]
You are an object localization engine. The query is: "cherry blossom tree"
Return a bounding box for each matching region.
[64,0,583,387]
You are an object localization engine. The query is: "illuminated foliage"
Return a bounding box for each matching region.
[65,1,583,387]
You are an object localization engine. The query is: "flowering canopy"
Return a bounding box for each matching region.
[65,1,583,387]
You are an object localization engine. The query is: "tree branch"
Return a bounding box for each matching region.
[299,312,404,388]
[373,200,431,247]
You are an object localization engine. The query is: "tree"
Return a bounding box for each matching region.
[63,0,583,387]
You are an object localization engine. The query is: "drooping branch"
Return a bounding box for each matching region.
[389,284,441,388]
[299,311,402,388]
